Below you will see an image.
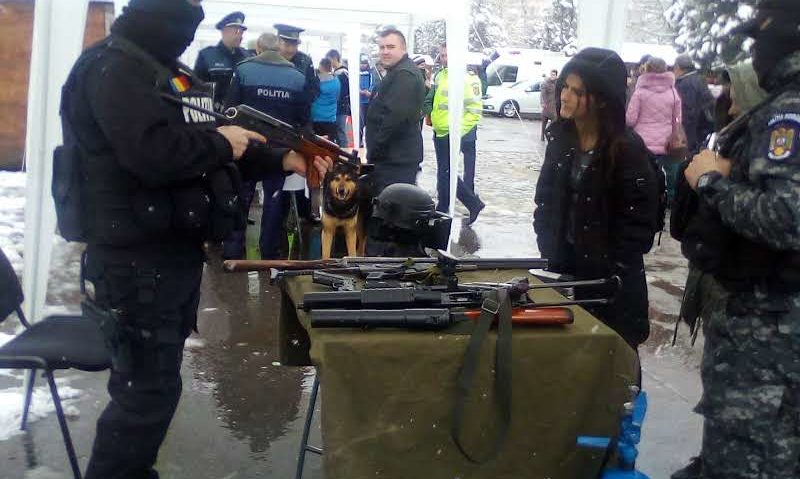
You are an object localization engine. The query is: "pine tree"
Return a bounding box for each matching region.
[666,0,757,67]
[469,0,507,51]
[414,20,446,57]
[414,0,506,55]
[626,0,675,45]
[531,0,577,53]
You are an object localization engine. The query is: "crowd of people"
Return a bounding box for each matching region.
[43,0,800,477]
[191,12,489,260]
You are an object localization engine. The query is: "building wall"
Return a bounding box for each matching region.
[0,0,112,170]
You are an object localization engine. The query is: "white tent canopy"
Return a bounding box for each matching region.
[23,0,627,321]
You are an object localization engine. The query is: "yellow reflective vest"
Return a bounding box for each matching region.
[430,68,483,137]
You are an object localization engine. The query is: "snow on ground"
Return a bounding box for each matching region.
[1,171,85,443]
[0,170,26,274]
[23,467,70,479]
[0,170,83,314]
[0,373,81,442]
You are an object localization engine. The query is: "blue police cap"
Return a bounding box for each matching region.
[274,23,304,43]
[216,12,247,31]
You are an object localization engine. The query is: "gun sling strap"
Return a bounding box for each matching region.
[451,288,512,464]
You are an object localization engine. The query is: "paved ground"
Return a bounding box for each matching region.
[0,116,702,478]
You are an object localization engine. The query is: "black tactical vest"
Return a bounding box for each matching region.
[55,36,244,247]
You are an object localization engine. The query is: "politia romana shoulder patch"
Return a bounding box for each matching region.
[767,113,800,162]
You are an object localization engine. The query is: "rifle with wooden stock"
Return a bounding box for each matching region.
[165,95,365,188]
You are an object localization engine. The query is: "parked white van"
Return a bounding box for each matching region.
[484,49,568,91]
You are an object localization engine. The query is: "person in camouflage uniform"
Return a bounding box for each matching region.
[674,1,800,478]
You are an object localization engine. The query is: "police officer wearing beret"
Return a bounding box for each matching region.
[275,23,320,124]
[194,11,253,110]
[672,1,800,477]
[57,1,330,477]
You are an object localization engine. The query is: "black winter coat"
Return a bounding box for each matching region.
[533,122,659,347]
[194,42,252,110]
[365,55,426,190]
[675,71,714,153]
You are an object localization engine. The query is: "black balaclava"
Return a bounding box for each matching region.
[746,2,800,90]
[110,0,205,63]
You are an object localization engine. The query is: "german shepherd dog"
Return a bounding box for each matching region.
[321,162,366,259]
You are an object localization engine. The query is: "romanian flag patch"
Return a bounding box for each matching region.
[170,75,192,94]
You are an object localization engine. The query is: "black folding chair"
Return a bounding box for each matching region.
[0,247,110,479]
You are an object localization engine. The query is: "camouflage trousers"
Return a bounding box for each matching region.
[697,291,800,478]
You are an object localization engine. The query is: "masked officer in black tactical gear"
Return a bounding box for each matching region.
[275,23,320,125]
[57,1,331,477]
[222,32,308,260]
[670,1,800,478]
[370,183,452,257]
[194,11,252,110]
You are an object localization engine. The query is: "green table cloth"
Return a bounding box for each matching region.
[278,269,638,479]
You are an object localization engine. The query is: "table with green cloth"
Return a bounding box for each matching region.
[278,269,638,479]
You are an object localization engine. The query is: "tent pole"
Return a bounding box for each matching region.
[347,24,362,152]
[444,0,469,249]
[22,0,90,322]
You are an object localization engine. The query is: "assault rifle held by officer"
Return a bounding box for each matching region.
[164,94,364,188]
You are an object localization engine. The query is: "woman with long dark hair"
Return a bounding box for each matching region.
[533,48,660,349]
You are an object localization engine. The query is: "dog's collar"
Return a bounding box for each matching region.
[324,196,360,218]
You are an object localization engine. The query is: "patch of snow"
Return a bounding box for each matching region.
[0,382,82,441]
[738,4,754,19]
[185,336,206,349]
[0,171,26,275]
[0,332,14,348]
[24,466,68,479]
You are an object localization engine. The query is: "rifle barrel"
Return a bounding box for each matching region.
[466,277,617,290]
[223,259,340,272]
[310,308,452,329]
[341,257,549,269]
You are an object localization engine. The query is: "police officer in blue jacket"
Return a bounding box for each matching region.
[222,32,308,260]
[194,11,252,110]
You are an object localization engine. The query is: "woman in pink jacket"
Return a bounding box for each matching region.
[626,57,682,201]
